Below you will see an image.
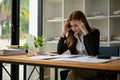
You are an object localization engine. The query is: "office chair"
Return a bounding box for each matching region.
[99,46,119,56]
[60,70,69,80]
[98,46,119,80]
[60,46,119,80]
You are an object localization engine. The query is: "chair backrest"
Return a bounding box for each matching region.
[99,46,119,56]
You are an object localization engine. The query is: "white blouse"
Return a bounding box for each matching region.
[74,34,88,55]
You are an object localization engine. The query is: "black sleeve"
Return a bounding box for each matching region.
[57,37,68,54]
[84,29,100,56]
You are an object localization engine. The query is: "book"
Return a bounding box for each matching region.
[0,49,26,56]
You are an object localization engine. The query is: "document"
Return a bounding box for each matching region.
[28,54,120,63]
[28,54,80,60]
[53,56,120,63]
[28,55,55,59]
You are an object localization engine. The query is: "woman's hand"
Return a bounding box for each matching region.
[61,21,71,37]
[75,20,89,35]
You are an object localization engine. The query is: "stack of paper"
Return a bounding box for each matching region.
[0,49,26,56]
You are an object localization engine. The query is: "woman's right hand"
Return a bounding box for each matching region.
[61,21,71,38]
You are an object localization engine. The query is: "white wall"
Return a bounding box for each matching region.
[0,24,2,36]
[29,0,38,36]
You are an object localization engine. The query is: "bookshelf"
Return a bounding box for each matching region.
[43,0,120,49]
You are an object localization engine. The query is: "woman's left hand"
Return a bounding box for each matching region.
[75,20,89,35]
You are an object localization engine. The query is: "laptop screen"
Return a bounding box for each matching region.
[25,35,37,55]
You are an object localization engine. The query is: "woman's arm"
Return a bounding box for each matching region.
[84,29,100,56]
[57,21,71,54]
[57,37,68,54]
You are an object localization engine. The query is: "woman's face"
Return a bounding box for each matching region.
[70,20,82,34]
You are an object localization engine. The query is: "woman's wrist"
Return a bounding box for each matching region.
[61,31,66,38]
[83,29,89,36]
[80,26,89,36]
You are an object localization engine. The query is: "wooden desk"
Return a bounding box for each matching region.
[0,55,120,80]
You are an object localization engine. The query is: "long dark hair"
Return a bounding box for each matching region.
[66,10,91,54]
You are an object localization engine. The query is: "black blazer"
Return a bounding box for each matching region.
[57,29,100,56]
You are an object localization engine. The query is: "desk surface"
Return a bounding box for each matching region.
[0,55,120,72]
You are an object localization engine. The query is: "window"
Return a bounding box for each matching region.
[20,0,29,46]
[0,0,40,48]
[0,0,12,48]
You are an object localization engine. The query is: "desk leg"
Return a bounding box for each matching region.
[23,65,26,80]
[40,67,44,80]
[0,63,3,80]
[55,68,58,80]
[11,64,19,80]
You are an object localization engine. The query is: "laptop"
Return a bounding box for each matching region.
[25,35,37,55]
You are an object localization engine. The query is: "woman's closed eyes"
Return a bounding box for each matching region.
[70,24,78,27]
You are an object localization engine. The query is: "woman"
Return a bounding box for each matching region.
[57,10,100,56]
[57,10,101,80]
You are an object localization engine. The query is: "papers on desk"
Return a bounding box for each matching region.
[28,54,120,63]
[53,56,120,63]
[28,54,80,60]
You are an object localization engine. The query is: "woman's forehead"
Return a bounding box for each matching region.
[70,20,76,24]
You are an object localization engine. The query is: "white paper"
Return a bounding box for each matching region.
[28,55,55,59]
[53,56,120,63]
[28,54,80,60]
[28,54,120,63]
